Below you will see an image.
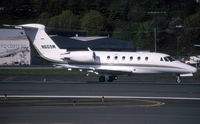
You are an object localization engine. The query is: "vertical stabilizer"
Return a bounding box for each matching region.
[18,24,65,62]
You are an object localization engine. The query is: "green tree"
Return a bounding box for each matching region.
[58,10,79,29]
[81,10,106,35]
[37,12,51,25]
[127,5,145,22]
[108,0,129,21]
[48,15,60,28]
[112,21,138,46]
[136,22,154,51]
[67,0,82,14]
[46,10,80,30]
[46,0,63,16]
[177,12,200,55]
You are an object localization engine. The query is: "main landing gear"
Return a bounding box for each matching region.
[99,75,118,82]
[176,75,182,83]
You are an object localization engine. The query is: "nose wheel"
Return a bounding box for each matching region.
[176,75,182,83]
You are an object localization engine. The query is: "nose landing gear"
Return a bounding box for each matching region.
[176,75,182,83]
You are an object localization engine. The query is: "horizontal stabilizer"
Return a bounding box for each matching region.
[3,24,42,29]
[3,24,22,29]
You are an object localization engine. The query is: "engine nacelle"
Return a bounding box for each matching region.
[63,51,95,63]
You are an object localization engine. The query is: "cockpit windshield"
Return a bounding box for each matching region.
[164,56,175,62]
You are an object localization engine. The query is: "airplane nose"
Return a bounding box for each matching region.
[188,65,197,73]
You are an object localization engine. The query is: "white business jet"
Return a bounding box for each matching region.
[4,24,197,83]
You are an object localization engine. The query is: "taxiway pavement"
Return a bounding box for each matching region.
[0,75,200,124]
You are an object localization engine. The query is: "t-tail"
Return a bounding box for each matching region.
[4,24,67,63]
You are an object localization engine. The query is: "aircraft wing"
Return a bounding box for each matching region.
[54,64,132,74]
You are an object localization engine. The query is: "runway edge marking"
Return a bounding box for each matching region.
[0,95,200,100]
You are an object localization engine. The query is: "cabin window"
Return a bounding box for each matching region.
[163,56,175,62]
[115,56,118,60]
[107,56,110,60]
[160,57,163,61]
[122,56,125,60]
[145,57,148,61]
[130,56,133,61]
[164,57,169,62]
[137,56,141,61]
[166,56,175,62]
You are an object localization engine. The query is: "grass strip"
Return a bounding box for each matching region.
[0,69,85,75]
[0,68,199,76]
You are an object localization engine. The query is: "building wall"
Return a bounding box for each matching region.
[0,29,30,66]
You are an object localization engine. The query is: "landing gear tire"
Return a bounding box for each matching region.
[99,75,118,82]
[99,76,105,82]
[176,75,182,83]
[107,76,118,82]
[108,76,114,82]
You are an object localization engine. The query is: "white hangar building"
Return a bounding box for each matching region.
[0,29,30,66]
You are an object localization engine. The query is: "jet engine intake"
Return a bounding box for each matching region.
[62,51,96,63]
